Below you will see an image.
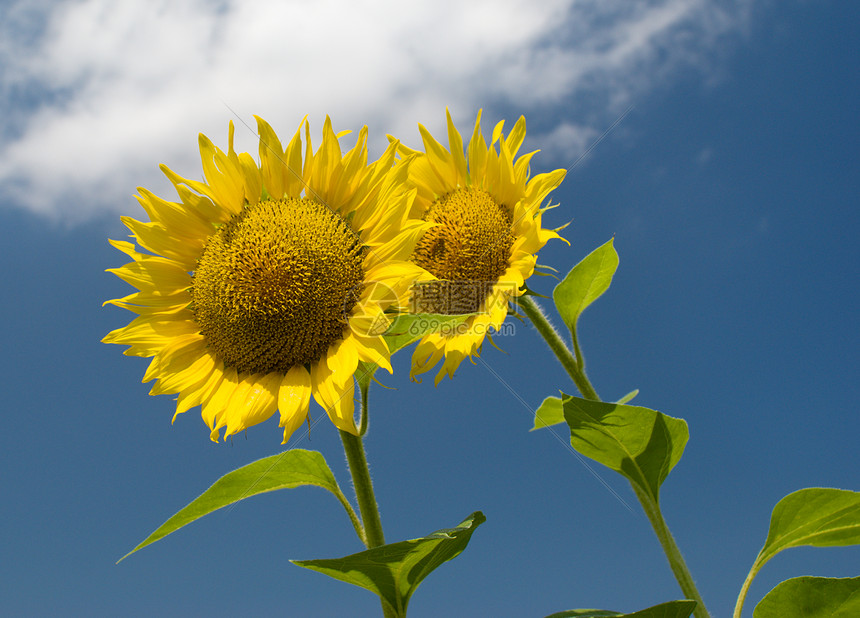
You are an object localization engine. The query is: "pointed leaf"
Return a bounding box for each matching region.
[756,488,860,566]
[562,395,688,501]
[553,238,618,336]
[532,390,641,431]
[293,511,486,617]
[532,396,564,430]
[545,599,697,618]
[119,450,352,562]
[754,576,860,618]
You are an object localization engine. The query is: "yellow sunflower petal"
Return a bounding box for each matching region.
[525,169,567,206]
[103,313,199,356]
[350,332,393,374]
[135,187,213,242]
[514,149,538,182]
[410,335,447,382]
[237,151,263,203]
[326,336,359,377]
[220,371,282,439]
[256,115,289,199]
[173,358,223,419]
[307,116,343,206]
[278,365,313,444]
[104,292,189,316]
[491,119,505,145]
[149,347,214,397]
[163,168,226,224]
[446,108,468,186]
[433,346,470,386]
[201,367,240,442]
[197,133,245,214]
[418,122,456,188]
[106,258,191,296]
[120,216,200,266]
[467,110,488,186]
[143,333,206,385]
[311,360,357,435]
[506,116,527,157]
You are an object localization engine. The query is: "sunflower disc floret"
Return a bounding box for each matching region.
[192,197,366,375]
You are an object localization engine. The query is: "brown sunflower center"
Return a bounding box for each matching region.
[191,197,366,375]
[411,188,514,314]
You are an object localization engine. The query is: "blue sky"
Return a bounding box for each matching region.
[1,1,857,616]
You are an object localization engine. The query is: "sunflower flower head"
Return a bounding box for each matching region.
[399,109,567,385]
[104,116,429,443]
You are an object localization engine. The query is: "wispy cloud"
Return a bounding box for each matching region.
[0,0,754,221]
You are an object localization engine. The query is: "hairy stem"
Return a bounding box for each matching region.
[517,295,599,400]
[632,484,711,618]
[339,382,393,617]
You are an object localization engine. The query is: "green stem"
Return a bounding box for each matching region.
[516,295,599,400]
[339,435,385,548]
[518,294,710,616]
[358,375,371,436]
[339,382,393,617]
[332,482,366,545]
[632,484,711,618]
[733,560,761,618]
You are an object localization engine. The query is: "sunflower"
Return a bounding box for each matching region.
[104,117,429,443]
[397,110,567,385]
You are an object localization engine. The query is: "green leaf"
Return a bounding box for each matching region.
[545,599,697,618]
[293,511,486,618]
[532,390,641,431]
[754,576,860,618]
[561,395,689,501]
[553,238,618,336]
[118,450,353,562]
[532,396,564,430]
[756,488,860,567]
[737,489,860,615]
[383,312,474,354]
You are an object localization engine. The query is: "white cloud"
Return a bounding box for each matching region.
[0,0,754,221]
[538,122,600,168]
